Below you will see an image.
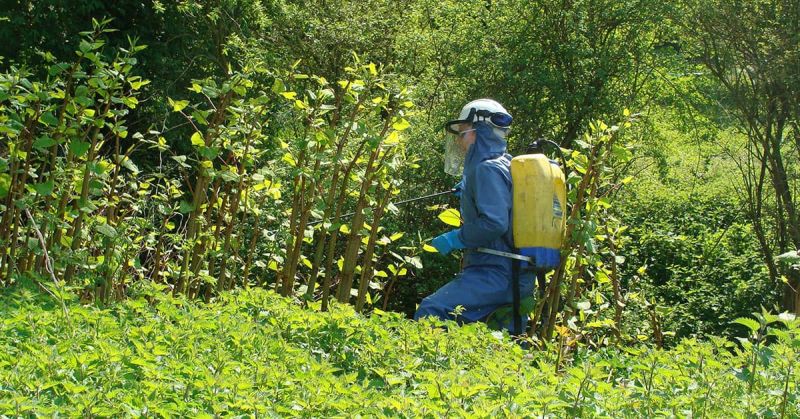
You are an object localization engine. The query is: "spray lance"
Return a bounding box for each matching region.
[307,188,458,227]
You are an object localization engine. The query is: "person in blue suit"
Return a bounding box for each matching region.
[414,99,534,331]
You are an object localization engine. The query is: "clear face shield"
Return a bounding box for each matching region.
[443,134,466,176]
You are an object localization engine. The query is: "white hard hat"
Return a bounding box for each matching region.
[445,98,513,134]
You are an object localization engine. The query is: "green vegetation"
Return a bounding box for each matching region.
[0,0,799,414]
[1,284,797,416]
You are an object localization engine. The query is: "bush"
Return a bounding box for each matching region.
[619,194,782,340]
[1,284,797,416]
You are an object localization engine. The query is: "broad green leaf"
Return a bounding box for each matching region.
[118,157,139,174]
[39,112,59,127]
[169,98,189,112]
[520,296,536,314]
[595,270,610,284]
[129,79,150,90]
[392,118,410,131]
[190,132,204,147]
[179,200,195,214]
[301,257,312,269]
[423,244,437,253]
[123,96,139,109]
[271,79,285,94]
[408,256,422,269]
[437,209,461,227]
[732,317,760,333]
[69,140,92,157]
[95,223,117,237]
[48,63,70,76]
[282,153,297,166]
[33,136,57,150]
[384,131,400,145]
[33,180,55,196]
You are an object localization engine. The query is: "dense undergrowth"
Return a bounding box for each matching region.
[1,284,797,417]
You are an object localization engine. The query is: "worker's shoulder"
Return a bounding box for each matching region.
[474,157,511,183]
[476,155,511,173]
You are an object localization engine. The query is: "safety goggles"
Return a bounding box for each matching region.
[445,108,513,134]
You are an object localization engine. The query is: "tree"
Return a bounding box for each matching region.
[681,0,800,313]
[452,0,668,148]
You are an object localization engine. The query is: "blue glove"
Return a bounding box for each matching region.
[452,179,464,198]
[431,230,465,255]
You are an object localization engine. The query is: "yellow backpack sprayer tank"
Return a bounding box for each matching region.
[479,139,567,336]
[511,153,567,271]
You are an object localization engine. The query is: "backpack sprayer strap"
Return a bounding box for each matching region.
[476,247,531,337]
[475,247,533,264]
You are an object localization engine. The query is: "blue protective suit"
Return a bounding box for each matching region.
[415,122,534,329]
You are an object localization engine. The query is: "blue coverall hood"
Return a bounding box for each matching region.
[464,122,507,173]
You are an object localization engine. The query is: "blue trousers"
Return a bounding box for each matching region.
[414,267,534,331]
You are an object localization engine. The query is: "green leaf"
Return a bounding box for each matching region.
[48,63,70,76]
[271,79,286,94]
[169,98,189,112]
[95,223,117,238]
[179,200,195,214]
[199,146,219,160]
[282,153,297,166]
[732,317,761,333]
[79,40,92,53]
[33,180,55,196]
[392,118,411,131]
[408,256,422,269]
[39,112,59,127]
[69,140,92,157]
[437,209,461,227]
[218,170,239,182]
[129,79,150,90]
[117,157,140,174]
[520,296,536,314]
[777,312,796,326]
[190,132,204,147]
[170,155,190,168]
[33,136,57,150]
